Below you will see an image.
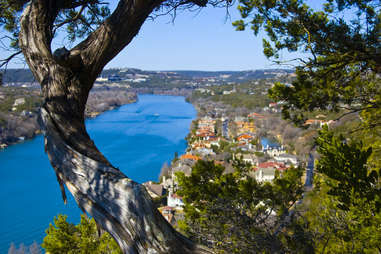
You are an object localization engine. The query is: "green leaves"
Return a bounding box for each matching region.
[42,214,121,254]
[316,126,380,212]
[176,159,306,253]
[56,2,111,42]
[236,0,381,127]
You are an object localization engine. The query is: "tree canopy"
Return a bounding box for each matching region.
[234,0,381,125]
[232,0,381,252]
[176,159,309,253]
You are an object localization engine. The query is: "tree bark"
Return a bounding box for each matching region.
[18,1,212,253]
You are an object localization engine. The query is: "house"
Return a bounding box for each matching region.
[196,130,215,140]
[235,121,256,134]
[235,153,258,166]
[13,98,25,106]
[160,206,176,224]
[12,98,26,111]
[266,147,286,157]
[274,154,299,166]
[180,154,201,161]
[248,112,265,119]
[167,190,184,208]
[253,161,289,182]
[237,133,255,144]
[304,119,336,128]
[261,138,285,156]
[208,137,220,147]
[107,74,122,81]
[242,154,258,166]
[143,181,166,199]
[198,117,216,131]
[193,147,215,157]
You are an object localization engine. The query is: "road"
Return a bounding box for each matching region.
[304,153,314,188]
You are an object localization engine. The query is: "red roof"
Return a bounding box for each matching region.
[162,206,175,211]
[170,193,183,199]
[248,112,264,118]
[257,161,288,170]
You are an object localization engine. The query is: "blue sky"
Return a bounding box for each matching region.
[1,0,325,71]
[104,5,273,71]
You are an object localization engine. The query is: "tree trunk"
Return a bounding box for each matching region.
[18,1,212,253]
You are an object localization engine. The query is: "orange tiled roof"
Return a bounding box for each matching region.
[180,154,201,161]
[237,134,254,140]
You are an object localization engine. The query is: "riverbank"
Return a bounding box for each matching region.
[0,88,137,149]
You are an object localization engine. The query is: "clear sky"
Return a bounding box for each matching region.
[104,5,274,71]
[1,0,324,71]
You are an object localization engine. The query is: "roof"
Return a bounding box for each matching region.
[161,206,175,211]
[248,112,264,118]
[237,134,254,140]
[143,182,165,197]
[257,161,288,171]
[180,154,201,161]
[304,119,324,125]
[170,193,183,200]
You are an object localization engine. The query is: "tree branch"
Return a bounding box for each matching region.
[0,50,22,68]
[54,4,88,31]
[72,0,164,80]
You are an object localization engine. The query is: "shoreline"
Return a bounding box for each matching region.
[0,92,193,150]
[0,91,138,150]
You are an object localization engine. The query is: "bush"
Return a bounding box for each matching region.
[42,214,121,254]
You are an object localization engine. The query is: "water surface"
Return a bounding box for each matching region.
[0,94,196,252]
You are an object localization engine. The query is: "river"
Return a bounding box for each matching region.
[0,94,196,252]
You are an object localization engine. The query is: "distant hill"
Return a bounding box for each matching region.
[1,68,294,84]
[2,69,35,83]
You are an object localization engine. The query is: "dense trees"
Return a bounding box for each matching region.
[42,215,121,254]
[176,159,309,253]
[234,0,381,129]
[234,0,381,252]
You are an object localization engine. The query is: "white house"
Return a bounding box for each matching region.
[274,154,299,166]
[167,190,184,208]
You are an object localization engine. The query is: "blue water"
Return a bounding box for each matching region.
[0,94,196,253]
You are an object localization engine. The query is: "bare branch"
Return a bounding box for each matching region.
[0,50,22,68]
